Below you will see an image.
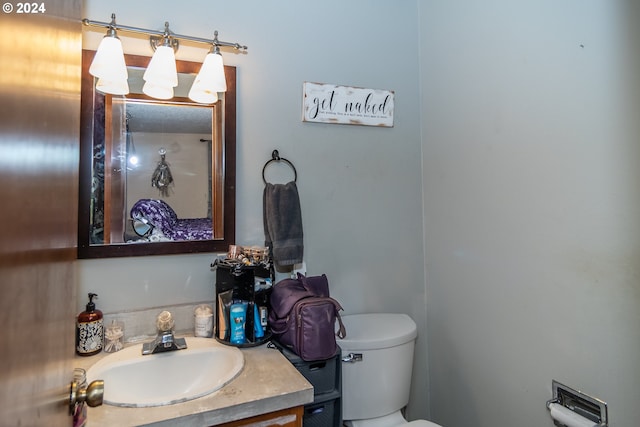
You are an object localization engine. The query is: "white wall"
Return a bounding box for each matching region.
[80,0,428,420]
[420,1,640,427]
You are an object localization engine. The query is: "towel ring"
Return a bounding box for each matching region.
[262,150,297,184]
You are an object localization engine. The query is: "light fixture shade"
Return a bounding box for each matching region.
[96,78,129,95]
[90,36,128,82]
[188,72,219,104]
[188,52,226,104]
[197,52,227,91]
[143,45,178,88]
[142,81,174,100]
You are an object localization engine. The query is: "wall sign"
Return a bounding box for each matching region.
[302,82,394,127]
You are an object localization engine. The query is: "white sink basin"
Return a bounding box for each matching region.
[86,337,244,407]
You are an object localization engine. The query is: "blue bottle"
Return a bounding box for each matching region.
[229,302,248,344]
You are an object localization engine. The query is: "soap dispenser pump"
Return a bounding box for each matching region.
[76,293,104,356]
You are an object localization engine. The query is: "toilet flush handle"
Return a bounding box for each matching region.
[342,353,363,363]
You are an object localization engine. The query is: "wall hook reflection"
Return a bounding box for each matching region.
[151,147,174,197]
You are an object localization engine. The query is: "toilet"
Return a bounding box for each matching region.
[337,313,441,427]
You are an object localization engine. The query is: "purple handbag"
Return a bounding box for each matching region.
[269,274,346,361]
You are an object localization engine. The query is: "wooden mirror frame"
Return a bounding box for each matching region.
[78,50,236,259]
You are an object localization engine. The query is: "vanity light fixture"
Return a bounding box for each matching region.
[142,22,179,100]
[83,14,248,104]
[89,15,129,95]
[188,36,226,104]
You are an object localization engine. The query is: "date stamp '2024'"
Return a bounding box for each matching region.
[3,2,47,14]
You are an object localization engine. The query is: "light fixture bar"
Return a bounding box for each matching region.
[82,17,248,51]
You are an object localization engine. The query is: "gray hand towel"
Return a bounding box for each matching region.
[263,181,304,266]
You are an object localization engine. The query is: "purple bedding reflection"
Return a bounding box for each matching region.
[130,199,212,241]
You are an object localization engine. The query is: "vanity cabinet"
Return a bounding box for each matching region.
[78,345,314,427]
[215,406,303,427]
[214,261,274,347]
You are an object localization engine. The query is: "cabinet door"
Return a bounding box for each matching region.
[215,406,303,427]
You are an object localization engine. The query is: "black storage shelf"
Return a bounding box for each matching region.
[271,340,342,427]
[213,260,274,347]
[302,390,341,427]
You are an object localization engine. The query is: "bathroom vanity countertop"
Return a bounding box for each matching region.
[75,343,314,427]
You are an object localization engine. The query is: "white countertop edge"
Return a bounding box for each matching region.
[77,342,314,427]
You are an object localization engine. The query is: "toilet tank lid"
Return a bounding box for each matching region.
[336,313,417,350]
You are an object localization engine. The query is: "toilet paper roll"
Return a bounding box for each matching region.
[549,403,597,427]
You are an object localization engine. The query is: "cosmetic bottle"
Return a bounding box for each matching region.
[253,304,264,339]
[76,293,104,356]
[229,302,248,344]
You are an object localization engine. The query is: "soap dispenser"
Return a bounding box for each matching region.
[76,293,104,356]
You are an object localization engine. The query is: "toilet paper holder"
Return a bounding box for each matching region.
[546,380,608,427]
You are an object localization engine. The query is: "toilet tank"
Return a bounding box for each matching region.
[337,313,418,421]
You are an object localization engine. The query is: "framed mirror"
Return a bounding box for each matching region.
[78,50,236,258]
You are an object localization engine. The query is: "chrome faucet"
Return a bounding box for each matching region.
[142,311,187,355]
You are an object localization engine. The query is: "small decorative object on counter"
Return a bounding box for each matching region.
[76,293,104,356]
[104,320,124,352]
[249,245,269,263]
[227,244,241,259]
[221,244,270,268]
[194,304,214,337]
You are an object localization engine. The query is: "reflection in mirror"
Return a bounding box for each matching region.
[79,50,236,258]
[95,97,218,244]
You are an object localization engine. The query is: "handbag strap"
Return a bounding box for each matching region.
[328,297,346,339]
[335,311,346,339]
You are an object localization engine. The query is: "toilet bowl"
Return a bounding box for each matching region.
[337,313,441,427]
